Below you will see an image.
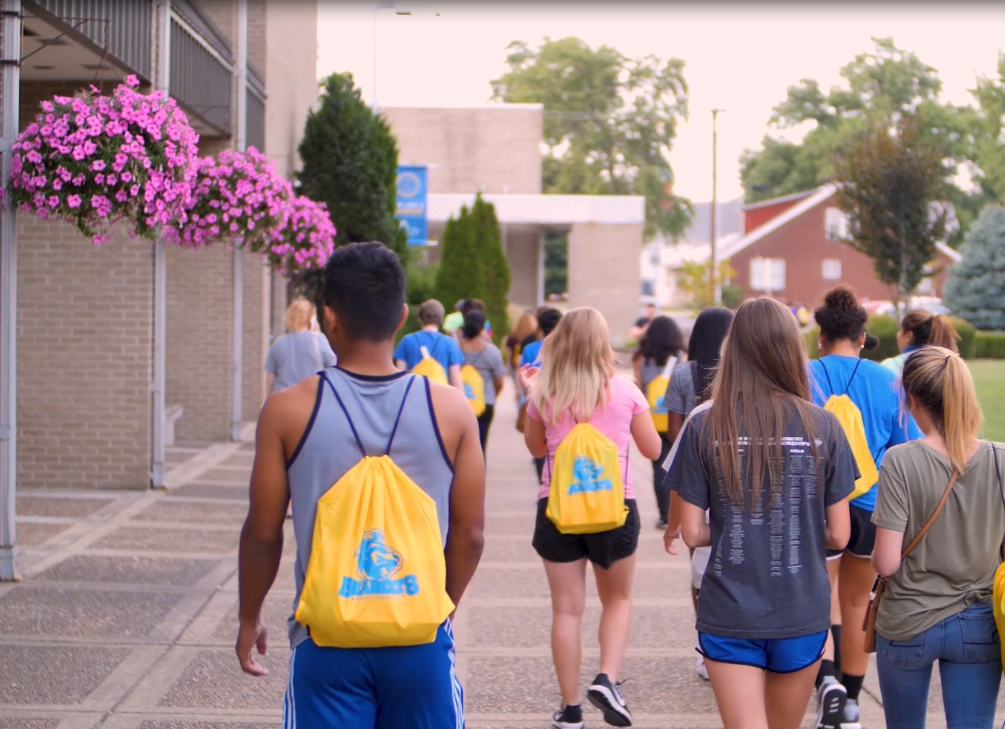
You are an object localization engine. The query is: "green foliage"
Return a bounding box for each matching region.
[492,37,693,241]
[675,260,738,311]
[470,194,510,343]
[435,206,486,317]
[834,115,948,303]
[950,316,977,359]
[863,315,902,361]
[740,38,976,243]
[297,72,407,258]
[721,285,744,310]
[544,231,567,298]
[805,327,820,359]
[970,54,1005,205]
[976,331,1005,359]
[945,206,1005,330]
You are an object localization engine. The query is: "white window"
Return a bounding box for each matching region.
[750,257,786,293]
[822,259,842,280]
[824,207,850,240]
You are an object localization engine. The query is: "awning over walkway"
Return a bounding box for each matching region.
[428,193,645,227]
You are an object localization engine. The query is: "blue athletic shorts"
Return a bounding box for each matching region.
[283,621,464,729]
[697,630,827,673]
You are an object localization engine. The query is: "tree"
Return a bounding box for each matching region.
[544,232,567,298]
[944,205,1005,330]
[969,54,1005,205]
[492,37,692,241]
[740,38,976,242]
[676,260,737,311]
[834,115,948,305]
[470,193,510,343]
[297,72,407,257]
[434,206,486,314]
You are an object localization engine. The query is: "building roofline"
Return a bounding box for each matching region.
[719,185,838,259]
[936,241,962,263]
[741,189,818,211]
[428,193,644,225]
[380,102,544,111]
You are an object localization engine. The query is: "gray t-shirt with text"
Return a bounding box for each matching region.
[666,404,856,639]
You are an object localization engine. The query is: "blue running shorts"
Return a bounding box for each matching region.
[697,630,827,674]
[283,620,463,729]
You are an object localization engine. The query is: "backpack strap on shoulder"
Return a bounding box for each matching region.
[385,376,417,454]
[843,359,863,394]
[324,372,367,458]
[818,360,835,395]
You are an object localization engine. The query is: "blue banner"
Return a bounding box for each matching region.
[396,165,428,246]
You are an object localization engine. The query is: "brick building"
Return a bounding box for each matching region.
[0,0,319,579]
[658,185,961,308]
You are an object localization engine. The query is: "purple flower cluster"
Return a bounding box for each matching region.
[266,195,336,274]
[10,76,198,244]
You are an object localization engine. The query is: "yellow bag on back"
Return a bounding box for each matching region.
[547,422,628,535]
[819,360,878,501]
[412,344,448,385]
[461,363,486,416]
[294,377,454,648]
[646,356,677,434]
[990,444,1005,672]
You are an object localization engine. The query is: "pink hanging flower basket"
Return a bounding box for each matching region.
[266,195,336,274]
[9,76,199,244]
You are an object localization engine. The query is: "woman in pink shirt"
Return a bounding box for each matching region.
[522,307,662,729]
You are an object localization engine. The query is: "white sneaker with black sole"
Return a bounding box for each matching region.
[816,676,847,729]
[552,704,584,729]
[587,673,632,727]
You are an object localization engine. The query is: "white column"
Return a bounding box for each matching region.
[0,0,21,581]
[231,0,248,442]
[150,0,170,488]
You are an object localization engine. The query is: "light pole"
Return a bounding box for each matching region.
[709,109,724,306]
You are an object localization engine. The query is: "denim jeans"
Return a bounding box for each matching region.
[877,602,1002,729]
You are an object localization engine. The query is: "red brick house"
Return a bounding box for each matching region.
[721,185,961,307]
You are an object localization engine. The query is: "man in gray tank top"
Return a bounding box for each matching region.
[236,242,486,729]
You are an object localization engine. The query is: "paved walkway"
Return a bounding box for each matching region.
[0,380,990,728]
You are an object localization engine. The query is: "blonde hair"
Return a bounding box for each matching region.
[532,307,614,425]
[284,299,315,332]
[512,309,538,342]
[901,346,983,474]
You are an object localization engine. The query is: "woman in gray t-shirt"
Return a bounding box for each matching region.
[457,310,505,453]
[264,300,337,395]
[872,346,1005,729]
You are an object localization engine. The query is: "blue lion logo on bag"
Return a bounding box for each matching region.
[339,529,420,598]
[464,383,476,400]
[568,456,613,495]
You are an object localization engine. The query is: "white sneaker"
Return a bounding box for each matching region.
[842,698,863,729]
[696,654,709,681]
[816,676,847,729]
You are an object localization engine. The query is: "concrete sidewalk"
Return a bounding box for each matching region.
[0,381,985,728]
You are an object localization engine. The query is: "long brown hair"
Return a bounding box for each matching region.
[704,297,819,506]
[900,310,959,352]
[533,307,614,425]
[901,346,983,474]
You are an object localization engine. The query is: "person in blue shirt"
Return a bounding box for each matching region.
[394,300,465,390]
[881,309,959,378]
[808,285,920,729]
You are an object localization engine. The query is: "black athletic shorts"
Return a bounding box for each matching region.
[826,503,876,559]
[532,498,640,570]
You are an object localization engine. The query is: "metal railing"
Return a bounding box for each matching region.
[28,0,152,79]
[169,12,231,134]
[246,62,265,151]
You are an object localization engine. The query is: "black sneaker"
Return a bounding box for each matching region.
[588,673,632,727]
[552,704,584,729]
[816,676,847,729]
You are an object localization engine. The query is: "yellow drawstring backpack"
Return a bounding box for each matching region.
[546,410,628,535]
[819,360,879,500]
[460,362,486,416]
[988,444,1005,671]
[295,375,454,648]
[412,342,448,385]
[646,356,678,434]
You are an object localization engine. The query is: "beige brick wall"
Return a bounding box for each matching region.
[503,228,541,309]
[242,251,269,421]
[165,244,232,444]
[16,217,153,490]
[567,223,644,343]
[196,0,236,46]
[381,106,543,195]
[248,0,267,76]
[264,0,318,178]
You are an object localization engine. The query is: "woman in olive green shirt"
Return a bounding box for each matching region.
[872,346,1004,729]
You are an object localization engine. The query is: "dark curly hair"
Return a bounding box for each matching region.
[815,286,875,348]
[635,316,685,368]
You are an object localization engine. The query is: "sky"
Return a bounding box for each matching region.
[316,2,1005,204]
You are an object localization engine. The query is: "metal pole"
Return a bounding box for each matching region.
[232,0,247,442]
[0,0,21,581]
[709,109,722,306]
[151,0,170,488]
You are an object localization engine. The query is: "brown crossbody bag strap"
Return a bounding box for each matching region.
[863,468,959,653]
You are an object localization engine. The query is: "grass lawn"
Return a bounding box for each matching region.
[971,360,1005,441]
